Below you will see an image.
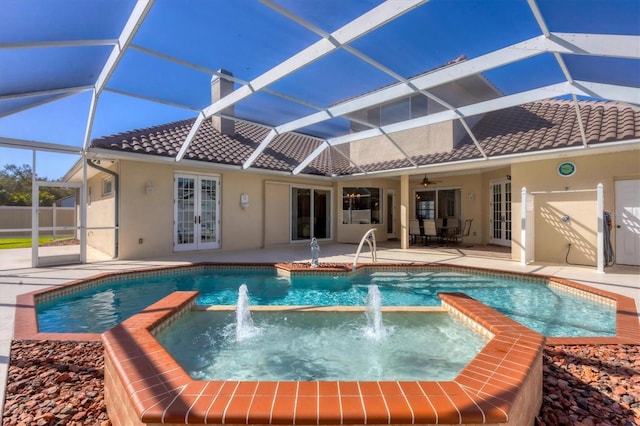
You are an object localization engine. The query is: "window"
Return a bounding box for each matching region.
[102,177,113,196]
[380,99,410,126]
[415,189,461,220]
[342,187,381,224]
[348,94,430,131]
[415,191,435,219]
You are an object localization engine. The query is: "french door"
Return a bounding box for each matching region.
[174,174,220,251]
[490,180,512,246]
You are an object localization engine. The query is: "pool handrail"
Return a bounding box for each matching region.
[353,228,377,271]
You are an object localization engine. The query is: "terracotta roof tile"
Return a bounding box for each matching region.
[90,99,640,177]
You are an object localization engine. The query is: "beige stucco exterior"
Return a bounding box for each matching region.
[510,150,640,265]
[85,170,116,257]
[81,146,639,267]
[104,160,338,259]
[348,121,455,164]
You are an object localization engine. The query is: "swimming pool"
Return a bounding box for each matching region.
[35,265,616,337]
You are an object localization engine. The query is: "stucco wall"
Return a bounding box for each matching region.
[108,160,333,259]
[86,170,116,257]
[117,161,273,259]
[349,121,454,165]
[511,150,640,264]
[83,148,638,263]
[116,161,173,259]
[264,181,292,246]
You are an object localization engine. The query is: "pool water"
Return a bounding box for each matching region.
[156,311,487,381]
[36,268,616,337]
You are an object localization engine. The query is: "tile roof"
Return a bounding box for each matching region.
[90,99,640,176]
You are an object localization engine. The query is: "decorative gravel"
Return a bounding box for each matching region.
[2,341,639,425]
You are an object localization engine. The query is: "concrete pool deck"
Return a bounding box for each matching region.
[1,242,639,420]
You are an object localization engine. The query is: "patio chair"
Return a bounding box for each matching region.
[422,219,438,245]
[408,219,423,245]
[441,217,459,244]
[451,219,473,245]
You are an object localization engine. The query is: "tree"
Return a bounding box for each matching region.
[0,164,74,206]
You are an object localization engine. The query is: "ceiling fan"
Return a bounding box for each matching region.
[420,174,442,187]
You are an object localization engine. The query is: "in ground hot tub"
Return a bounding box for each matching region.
[103,290,546,425]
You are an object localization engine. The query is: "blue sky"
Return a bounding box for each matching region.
[1,0,638,179]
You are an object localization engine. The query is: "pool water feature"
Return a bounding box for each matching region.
[157,284,486,382]
[35,265,617,337]
[158,310,487,382]
[364,284,386,340]
[103,291,547,425]
[235,284,260,341]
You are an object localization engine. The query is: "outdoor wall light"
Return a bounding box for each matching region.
[468,192,475,201]
[561,214,570,222]
[240,192,249,209]
[145,182,153,194]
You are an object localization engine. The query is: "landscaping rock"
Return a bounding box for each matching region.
[2,341,638,425]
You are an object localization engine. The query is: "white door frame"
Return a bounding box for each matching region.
[387,189,396,239]
[489,179,512,247]
[614,179,640,266]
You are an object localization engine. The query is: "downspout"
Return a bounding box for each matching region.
[87,159,119,259]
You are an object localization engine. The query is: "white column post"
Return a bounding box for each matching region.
[52,203,57,240]
[80,155,87,263]
[596,183,604,273]
[400,175,409,249]
[520,187,527,265]
[31,150,38,267]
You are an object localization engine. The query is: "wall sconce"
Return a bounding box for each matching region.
[561,214,570,223]
[240,192,249,209]
[145,182,153,194]
[468,192,475,201]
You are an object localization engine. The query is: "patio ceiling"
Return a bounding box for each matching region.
[1,0,639,177]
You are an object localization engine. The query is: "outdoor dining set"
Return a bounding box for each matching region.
[408,218,473,246]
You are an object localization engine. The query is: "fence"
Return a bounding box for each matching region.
[0,205,76,238]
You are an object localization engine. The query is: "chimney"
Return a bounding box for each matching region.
[211,69,235,136]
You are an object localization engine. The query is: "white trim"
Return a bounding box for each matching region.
[94,0,155,95]
[597,183,604,273]
[0,39,117,49]
[0,137,82,154]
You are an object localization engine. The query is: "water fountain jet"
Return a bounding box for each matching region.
[235,284,260,341]
[364,284,386,340]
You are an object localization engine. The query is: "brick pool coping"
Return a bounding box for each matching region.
[13,262,640,345]
[103,291,545,425]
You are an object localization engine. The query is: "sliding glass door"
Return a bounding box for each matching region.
[291,186,331,241]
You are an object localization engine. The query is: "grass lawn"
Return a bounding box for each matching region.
[0,236,75,249]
